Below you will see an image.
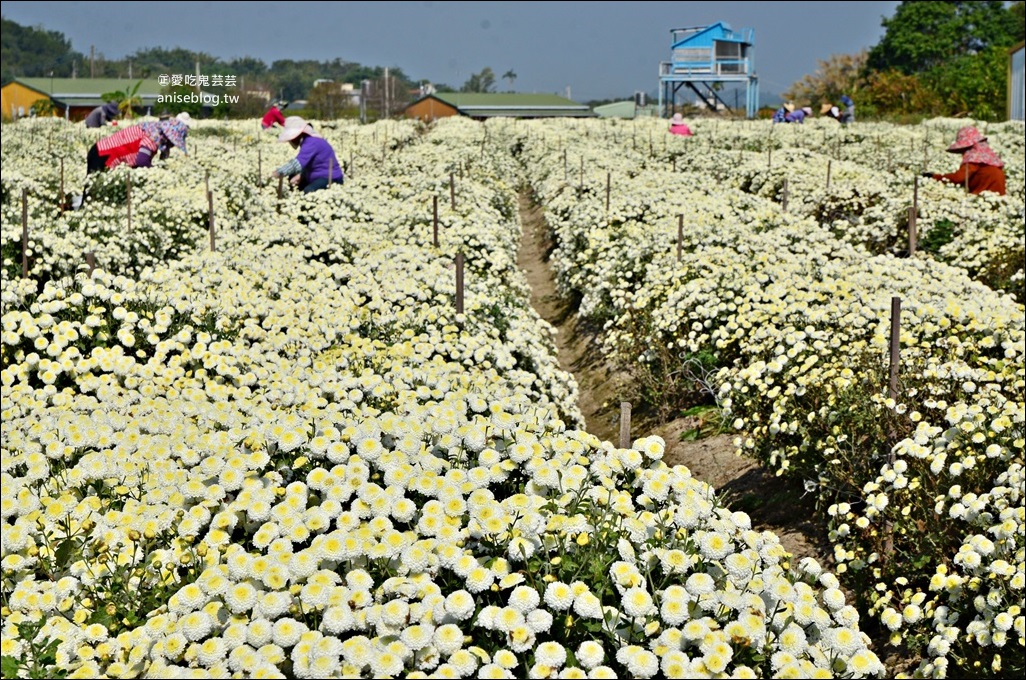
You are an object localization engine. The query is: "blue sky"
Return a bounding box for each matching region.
[2,1,900,101]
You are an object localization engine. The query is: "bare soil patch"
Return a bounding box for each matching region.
[515,190,832,567]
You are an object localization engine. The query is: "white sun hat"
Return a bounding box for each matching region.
[278,116,316,142]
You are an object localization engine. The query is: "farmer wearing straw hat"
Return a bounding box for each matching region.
[73,118,190,209]
[261,101,287,130]
[785,106,813,124]
[668,113,693,136]
[772,102,794,124]
[271,116,343,193]
[86,119,189,173]
[922,126,1006,196]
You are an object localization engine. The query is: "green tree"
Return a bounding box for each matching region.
[867,1,1019,74]
[461,67,496,93]
[786,50,867,107]
[502,69,517,91]
[0,18,83,84]
[102,79,143,119]
[1013,1,1026,42]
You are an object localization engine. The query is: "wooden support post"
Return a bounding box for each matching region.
[908,206,917,256]
[619,402,632,449]
[21,188,28,279]
[450,171,456,210]
[86,252,95,276]
[433,195,439,248]
[888,297,901,405]
[208,190,215,252]
[826,160,832,189]
[455,252,464,315]
[913,175,919,217]
[605,172,611,212]
[677,214,683,262]
[884,295,901,556]
[126,175,132,234]
[767,147,772,168]
[781,178,789,212]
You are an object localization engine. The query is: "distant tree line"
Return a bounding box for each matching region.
[5,2,1025,121]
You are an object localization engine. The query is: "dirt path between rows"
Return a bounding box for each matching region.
[515,190,832,565]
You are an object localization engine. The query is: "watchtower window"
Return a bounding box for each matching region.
[674,47,712,63]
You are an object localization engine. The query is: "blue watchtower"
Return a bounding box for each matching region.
[658,22,760,119]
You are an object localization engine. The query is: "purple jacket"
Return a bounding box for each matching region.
[296,136,343,183]
[784,110,807,124]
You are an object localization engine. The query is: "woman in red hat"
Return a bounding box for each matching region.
[923,126,1006,196]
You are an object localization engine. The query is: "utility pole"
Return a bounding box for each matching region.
[384,67,390,119]
[90,45,95,78]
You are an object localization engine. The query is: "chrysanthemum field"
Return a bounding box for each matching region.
[1,114,1022,679]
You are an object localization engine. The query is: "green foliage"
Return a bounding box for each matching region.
[918,218,957,254]
[0,18,80,84]
[102,79,143,119]
[0,618,67,679]
[868,1,1019,74]
[461,67,497,93]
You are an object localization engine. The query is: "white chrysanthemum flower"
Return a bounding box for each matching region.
[544,581,575,611]
[441,590,476,621]
[509,585,541,614]
[621,587,656,618]
[526,608,553,634]
[534,641,567,668]
[224,581,260,614]
[616,645,659,678]
[575,641,605,670]
[684,572,716,597]
[272,618,308,648]
[494,649,519,670]
[573,592,603,619]
[434,623,465,655]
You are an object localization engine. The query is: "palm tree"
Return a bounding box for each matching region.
[102,79,143,119]
[502,70,517,92]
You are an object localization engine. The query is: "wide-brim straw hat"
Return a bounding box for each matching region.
[820,103,833,114]
[278,116,315,142]
[175,112,193,127]
[783,102,795,113]
[947,126,985,153]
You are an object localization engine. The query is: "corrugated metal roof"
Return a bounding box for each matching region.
[430,92,587,108]
[16,78,167,98]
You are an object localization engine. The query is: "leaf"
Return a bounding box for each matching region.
[2,656,21,678]
[54,539,74,569]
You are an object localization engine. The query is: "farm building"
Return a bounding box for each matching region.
[592,100,660,119]
[405,93,594,122]
[1,78,170,121]
[658,21,760,119]
[1010,41,1025,121]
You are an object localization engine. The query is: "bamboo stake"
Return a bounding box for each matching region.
[208,190,215,252]
[677,214,683,262]
[619,402,632,449]
[433,195,439,247]
[908,206,917,256]
[126,175,132,234]
[21,188,29,279]
[455,252,464,315]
